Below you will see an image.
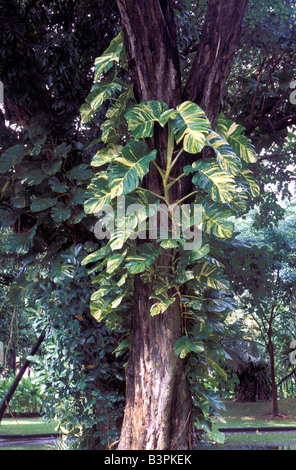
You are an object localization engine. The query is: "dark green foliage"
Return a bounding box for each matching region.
[0,0,119,262]
[235,358,271,402]
[0,0,126,448]
[29,244,126,449]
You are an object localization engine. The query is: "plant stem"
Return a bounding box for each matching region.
[165,172,185,192]
[169,148,184,173]
[175,191,197,206]
[138,187,167,202]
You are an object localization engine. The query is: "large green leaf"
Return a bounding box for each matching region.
[89,78,123,111]
[53,142,72,158]
[108,141,157,198]
[80,32,124,122]
[173,270,195,285]
[90,296,116,322]
[125,243,161,274]
[94,32,123,81]
[80,102,94,124]
[188,243,211,261]
[124,100,169,138]
[228,192,249,213]
[216,114,257,163]
[237,169,260,197]
[202,202,234,239]
[101,90,132,143]
[30,196,58,212]
[206,131,242,175]
[91,145,123,168]
[174,335,204,359]
[205,356,228,381]
[202,296,237,313]
[150,297,176,316]
[82,245,111,266]
[66,164,92,181]
[0,145,28,173]
[171,101,211,154]
[186,159,236,204]
[51,202,71,222]
[106,249,127,274]
[42,158,62,176]
[194,261,230,290]
[48,177,67,194]
[84,173,111,214]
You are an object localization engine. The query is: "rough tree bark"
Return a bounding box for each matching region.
[183,0,248,128]
[115,0,248,450]
[267,305,279,416]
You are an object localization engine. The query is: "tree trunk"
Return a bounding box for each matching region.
[267,336,279,416]
[115,0,192,451]
[115,0,248,450]
[183,0,248,128]
[0,330,45,422]
[117,276,192,450]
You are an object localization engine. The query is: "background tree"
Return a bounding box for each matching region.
[224,206,296,415]
[0,230,36,376]
[224,0,296,227]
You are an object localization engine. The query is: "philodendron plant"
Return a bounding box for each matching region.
[80,33,260,437]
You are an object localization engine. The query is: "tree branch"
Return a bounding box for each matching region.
[183,0,248,127]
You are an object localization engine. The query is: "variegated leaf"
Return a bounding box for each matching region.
[106,249,128,274]
[91,145,123,168]
[188,159,236,204]
[124,100,169,139]
[206,131,242,175]
[174,335,204,358]
[238,169,260,197]
[202,202,234,239]
[171,101,211,154]
[150,297,175,316]
[94,32,123,81]
[101,90,132,143]
[90,78,122,111]
[84,172,111,214]
[125,243,161,274]
[216,114,257,163]
[108,141,157,198]
[194,261,230,290]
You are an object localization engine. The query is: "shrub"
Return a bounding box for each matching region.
[0,376,43,415]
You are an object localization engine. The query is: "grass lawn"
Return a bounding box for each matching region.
[196,432,296,450]
[218,398,296,428]
[195,398,296,450]
[0,417,59,450]
[0,417,58,436]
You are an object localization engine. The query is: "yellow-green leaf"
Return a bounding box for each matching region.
[216,114,257,163]
[171,101,211,154]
